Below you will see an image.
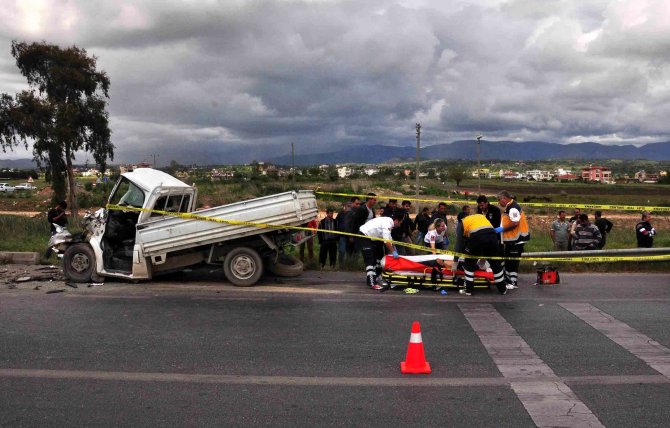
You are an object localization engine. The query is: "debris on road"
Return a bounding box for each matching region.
[1,264,65,287]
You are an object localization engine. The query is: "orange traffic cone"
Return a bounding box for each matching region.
[400,321,431,374]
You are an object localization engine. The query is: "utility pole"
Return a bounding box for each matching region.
[291,142,296,190]
[415,123,421,214]
[150,153,159,168]
[476,134,482,195]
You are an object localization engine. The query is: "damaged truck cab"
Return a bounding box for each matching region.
[56,168,318,286]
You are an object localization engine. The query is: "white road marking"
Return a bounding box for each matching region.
[460,303,604,428]
[0,368,667,387]
[560,303,670,378]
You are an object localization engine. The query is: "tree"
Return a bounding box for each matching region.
[0,41,113,219]
[446,164,467,186]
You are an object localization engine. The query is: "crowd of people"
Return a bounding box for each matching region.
[299,191,660,293]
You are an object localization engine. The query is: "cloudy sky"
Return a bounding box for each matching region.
[1,0,670,164]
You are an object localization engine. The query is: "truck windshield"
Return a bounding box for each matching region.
[109,177,145,208]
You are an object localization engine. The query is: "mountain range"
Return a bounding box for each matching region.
[2,140,670,168]
[269,140,670,166]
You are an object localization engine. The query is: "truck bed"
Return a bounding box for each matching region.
[136,190,318,256]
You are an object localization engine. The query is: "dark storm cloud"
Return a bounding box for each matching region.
[1,0,669,162]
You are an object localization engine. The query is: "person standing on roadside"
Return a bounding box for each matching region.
[398,200,416,255]
[568,207,581,249]
[46,201,68,258]
[350,193,377,248]
[594,211,613,249]
[299,217,318,262]
[47,201,68,234]
[414,207,431,245]
[571,214,602,251]
[550,210,570,251]
[476,195,502,229]
[456,205,471,222]
[636,212,656,248]
[317,208,338,269]
[497,191,530,289]
[337,197,360,266]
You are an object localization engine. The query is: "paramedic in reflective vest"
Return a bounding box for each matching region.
[359,211,403,290]
[460,213,508,296]
[496,191,530,289]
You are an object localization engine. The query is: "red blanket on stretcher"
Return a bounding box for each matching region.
[382,255,494,281]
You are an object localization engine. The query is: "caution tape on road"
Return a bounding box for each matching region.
[314,190,670,213]
[105,204,670,263]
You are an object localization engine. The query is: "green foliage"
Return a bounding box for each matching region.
[0,214,51,253]
[0,40,113,218]
[445,164,467,186]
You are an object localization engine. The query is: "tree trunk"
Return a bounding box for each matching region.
[65,150,79,224]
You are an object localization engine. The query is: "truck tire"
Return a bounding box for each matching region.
[63,243,98,283]
[223,247,263,287]
[267,253,303,277]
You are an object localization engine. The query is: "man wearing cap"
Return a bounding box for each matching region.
[359,211,403,290]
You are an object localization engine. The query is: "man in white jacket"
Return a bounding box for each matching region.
[359,211,403,290]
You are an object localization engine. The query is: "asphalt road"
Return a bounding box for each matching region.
[1,269,669,427]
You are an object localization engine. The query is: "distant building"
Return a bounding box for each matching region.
[581,165,612,184]
[337,166,352,178]
[555,173,577,182]
[634,170,659,183]
[80,168,100,177]
[525,170,553,181]
[500,170,523,180]
[364,168,379,176]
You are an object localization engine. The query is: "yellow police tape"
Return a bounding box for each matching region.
[105,204,670,263]
[314,190,670,213]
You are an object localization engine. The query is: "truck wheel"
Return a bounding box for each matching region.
[267,253,303,277]
[223,247,263,287]
[63,243,97,283]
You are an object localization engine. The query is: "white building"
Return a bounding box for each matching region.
[364,168,379,176]
[337,166,352,178]
[525,170,553,181]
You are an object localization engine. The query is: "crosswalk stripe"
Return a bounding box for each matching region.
[460,303,604,428]
[560,303,670,378]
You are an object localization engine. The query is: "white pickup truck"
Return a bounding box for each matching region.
[51,168,318,286]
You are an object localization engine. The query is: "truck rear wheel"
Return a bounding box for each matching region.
[267,253,303,277]
[63,243,98,283]
[223,247,263,286]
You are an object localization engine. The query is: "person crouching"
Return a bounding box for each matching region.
[359,211,403,290]
[459,213,508,296]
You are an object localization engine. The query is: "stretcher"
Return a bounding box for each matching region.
[380,254,494,289]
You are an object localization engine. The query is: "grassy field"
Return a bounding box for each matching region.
[2,176,669,272]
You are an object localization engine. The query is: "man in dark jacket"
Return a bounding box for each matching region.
[594,211,613,249]
[636,212,656,248]
[476,195,502,228]
[350,193,377,251]
[47,201,68,234]
[414,207,431,245]
[318,208,338,268]
[336,197,360,266]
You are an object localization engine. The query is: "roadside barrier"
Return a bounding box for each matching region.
[106,203,670,263]
[314,189,670,213]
